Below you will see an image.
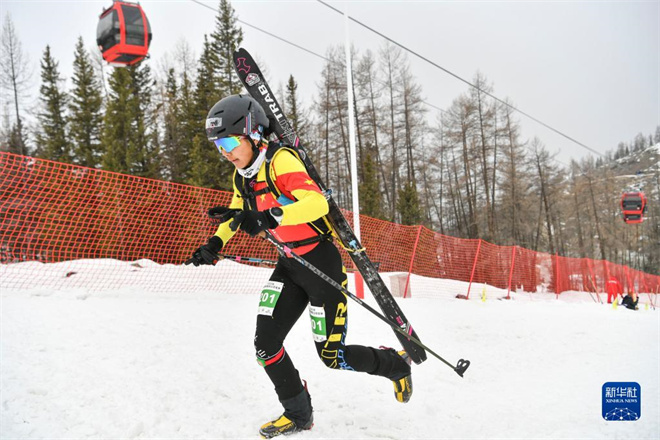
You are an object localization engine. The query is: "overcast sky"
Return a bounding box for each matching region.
[3,0,658,165]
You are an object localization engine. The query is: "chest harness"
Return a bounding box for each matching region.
[234,141,333,249]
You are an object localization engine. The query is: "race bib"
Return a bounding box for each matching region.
[258,281,284,316]
[309,305,327,342]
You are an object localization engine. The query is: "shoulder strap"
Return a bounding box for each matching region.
[233,168,269,211]
[264,141,284,200]
[266,143,300,206]
[267,143,332,237]
[234,141,332,238]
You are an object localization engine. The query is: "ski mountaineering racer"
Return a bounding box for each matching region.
[185,94,413,438]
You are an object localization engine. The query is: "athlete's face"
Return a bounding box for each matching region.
[220,136,254,169]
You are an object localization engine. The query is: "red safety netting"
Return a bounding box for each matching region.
[2,152,659,297]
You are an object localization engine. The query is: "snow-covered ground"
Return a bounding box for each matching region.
[1,259,658,439]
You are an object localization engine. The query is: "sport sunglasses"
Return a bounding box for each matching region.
[214,135,244,153]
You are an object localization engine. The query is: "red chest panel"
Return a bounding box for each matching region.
[251,181,320,255]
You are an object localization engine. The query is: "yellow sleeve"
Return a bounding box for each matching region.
[271,150,329,226]
[282,188,329,226]
[212,176,243,245]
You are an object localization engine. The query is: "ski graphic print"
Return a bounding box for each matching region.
[233,47,427,364]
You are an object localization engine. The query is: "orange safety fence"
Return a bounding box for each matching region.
[2,152,659,297]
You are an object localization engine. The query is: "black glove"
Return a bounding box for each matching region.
[229,209,279,237]
[208,206,241,223]
[185,235,223,266]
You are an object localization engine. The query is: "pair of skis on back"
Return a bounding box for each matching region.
[232,48,469,376]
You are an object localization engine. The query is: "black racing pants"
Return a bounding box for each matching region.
[254,240,383,401]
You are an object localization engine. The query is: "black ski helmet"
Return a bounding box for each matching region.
[205,94,269,142]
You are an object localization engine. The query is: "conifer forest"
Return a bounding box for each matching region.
[1,1,658,274]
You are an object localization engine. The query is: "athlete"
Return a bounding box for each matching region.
[620,291,639,310]
[606,276,622,304]
[186,94,412,438]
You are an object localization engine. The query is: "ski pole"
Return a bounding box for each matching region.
[221,254,278,265]
[261,231,470,377]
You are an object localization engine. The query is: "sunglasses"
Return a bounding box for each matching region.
[214,135,244,153]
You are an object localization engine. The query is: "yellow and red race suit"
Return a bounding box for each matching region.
[213,145,333,255]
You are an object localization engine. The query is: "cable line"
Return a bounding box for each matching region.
[316,0,604,158]
[189,0,328,61]
[189,1,443,116]
[189,0,600,164]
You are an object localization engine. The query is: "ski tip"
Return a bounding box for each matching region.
[454,359,470,377]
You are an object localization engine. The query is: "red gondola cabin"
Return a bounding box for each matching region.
[620,191,648,224]
[97,1,152,66]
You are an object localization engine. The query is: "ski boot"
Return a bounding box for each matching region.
[375,347,413,403]
[392,350,413,403]
[259,382,313,438]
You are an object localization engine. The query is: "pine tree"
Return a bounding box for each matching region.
[1,101,24,154]
[285,75,309,141]
[189,35,231,189]
[397,181,423,226]
[1,117,25,154]
[210,0,244,95]
[102,62,159,177]
[359,149,385,219]
[35,45,71,162]
[102,67,132,173]
[161,68,190,182]
[175,70,198,183]
[7,123,24,154]
[69,37,103,168]
[633,132,646,151]
[130,61,160,178]
[193,36,220,126]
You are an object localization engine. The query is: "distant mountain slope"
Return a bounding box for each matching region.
[607,143,660,191]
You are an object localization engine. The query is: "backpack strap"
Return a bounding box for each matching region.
[233,169,269,211]
[266,143,332,237]
[264,142,295,206]
[232,141,333,240]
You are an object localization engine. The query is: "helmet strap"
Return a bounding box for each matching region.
[244,128,264,162]
[236,136,268,179]
[246,136,260,155]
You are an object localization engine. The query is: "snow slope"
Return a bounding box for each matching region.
[1,260,658,439]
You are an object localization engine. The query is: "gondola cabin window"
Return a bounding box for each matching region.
[96,1,151,66]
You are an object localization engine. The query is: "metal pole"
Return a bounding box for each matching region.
[465,239,482,299]
[403,225,423,299]
[343,4,364,299]
[506,246,516,300]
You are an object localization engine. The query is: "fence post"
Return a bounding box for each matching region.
[640,271,654,309]
[641,272,649,294]
[554,253,560,299]
[466,239,482,300]
[403,225,423,299]
[586,259,602,303]
[506,246,516,300]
